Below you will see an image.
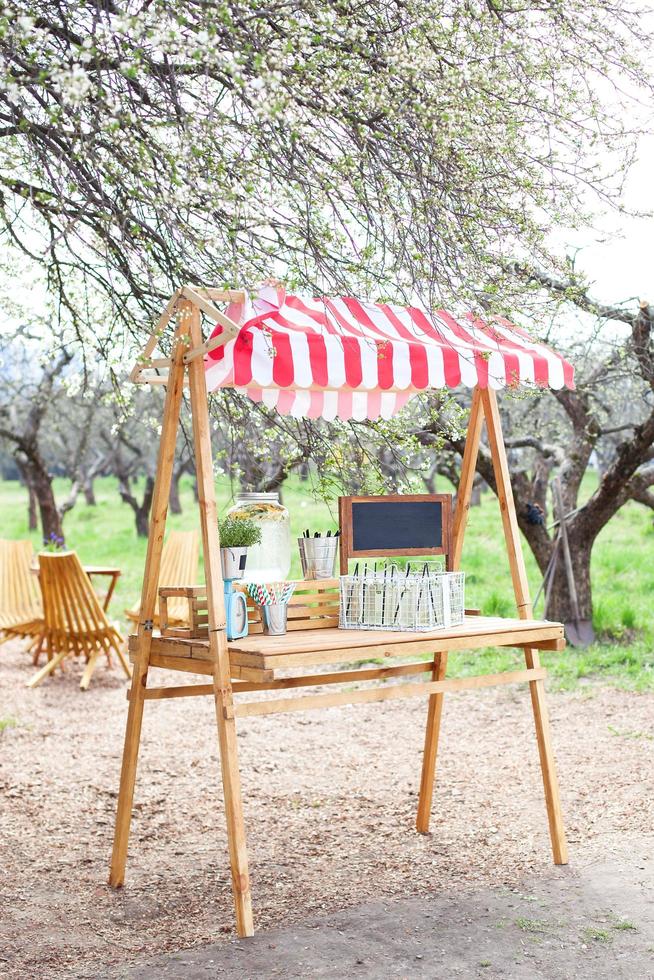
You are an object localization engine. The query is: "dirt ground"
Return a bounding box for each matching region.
[125,852,654,979]
[1,637,653,979]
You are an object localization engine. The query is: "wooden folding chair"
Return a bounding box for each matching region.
[125,529,199,627]
[0,539,44,649]
[27,551,131,690]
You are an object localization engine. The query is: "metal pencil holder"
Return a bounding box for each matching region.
[259,603,288,635]
[298,537,338,579]
[339,563,465,632]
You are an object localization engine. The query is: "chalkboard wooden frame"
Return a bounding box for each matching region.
[338,494,453,574]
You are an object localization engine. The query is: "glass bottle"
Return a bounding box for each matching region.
[226,492,291,581]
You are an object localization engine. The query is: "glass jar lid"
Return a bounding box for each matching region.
[235,492,280,504]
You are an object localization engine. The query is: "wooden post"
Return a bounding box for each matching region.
[109,319,189,887]
[451,387,484,571]
[416,650,449,832]
[416,388,483,832]
[480,388,568,865]
[186,300,254,937]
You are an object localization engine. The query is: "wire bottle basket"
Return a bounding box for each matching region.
[339,562,465,632]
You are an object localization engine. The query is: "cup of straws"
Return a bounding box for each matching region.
[246,581,296,636]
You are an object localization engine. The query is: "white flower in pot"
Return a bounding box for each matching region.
[218,517,262,580]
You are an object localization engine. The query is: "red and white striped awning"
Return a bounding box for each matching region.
[204,283,574,421]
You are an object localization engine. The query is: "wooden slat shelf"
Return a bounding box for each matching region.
[129,615,564,677]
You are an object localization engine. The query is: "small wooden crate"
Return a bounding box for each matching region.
[235,578,339,634]
[158,580,340,639]
[159,586,208,638]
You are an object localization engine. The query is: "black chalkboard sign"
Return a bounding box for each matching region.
[338,494,452,573]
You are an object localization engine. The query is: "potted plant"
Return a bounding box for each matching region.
[218,516,262,580]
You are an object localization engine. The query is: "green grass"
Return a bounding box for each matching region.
[1,471,653,692]
[582,926,613,944]
[516,917,550,934]
[611,919,637,932]
[607,725,654,741]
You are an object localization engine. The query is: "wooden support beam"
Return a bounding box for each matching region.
[132,375,178,386]
[416,651,448,833]
[417,388,484,833]
[481,387,568,866]
[235,668,546,718]
[110,314,188,888]
[451,387,484,572]
[136,683,215,700]
[187,299,254,938]
[480,388,533,614]
[129,661,440,701]
[181,285,242,334]
[191,287,247,302]
[184,329,236,364]
[129,289,181,383]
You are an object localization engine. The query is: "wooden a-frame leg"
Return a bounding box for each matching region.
[481,388,568,865]
[416,388,483,833]
[416,651,448,832]
[109,323,188,888]
[523,650,568,863]
[187,301,254,938]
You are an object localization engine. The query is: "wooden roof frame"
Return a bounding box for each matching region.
[129,285,246,385]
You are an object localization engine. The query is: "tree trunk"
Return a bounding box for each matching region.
[135,477,154,537]
[420,460,438,494]
[28,484,38,530]
[135,506,150,537]
[23,458,64,543]
[262,463,288,494]
[58,480,81,521]
[15,451,64,543]
[169,469,182,514]
[35,472,64,542]
[544,531,593,625]
[119,475,155,538]
[83,478,96,506]
[17,459,39,531]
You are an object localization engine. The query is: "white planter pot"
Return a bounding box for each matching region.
[220,547,248,580]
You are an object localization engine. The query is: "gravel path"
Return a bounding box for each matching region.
[1,638,653,978]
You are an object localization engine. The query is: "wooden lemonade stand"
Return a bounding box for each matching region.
[110,283,572,937]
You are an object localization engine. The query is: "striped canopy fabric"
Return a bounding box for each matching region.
[204,283,574,421]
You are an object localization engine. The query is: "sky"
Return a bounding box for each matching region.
[557,134,654,309]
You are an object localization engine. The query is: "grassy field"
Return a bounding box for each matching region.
[1,473,653,691]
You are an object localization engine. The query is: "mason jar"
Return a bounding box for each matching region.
[226,492,291,582]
